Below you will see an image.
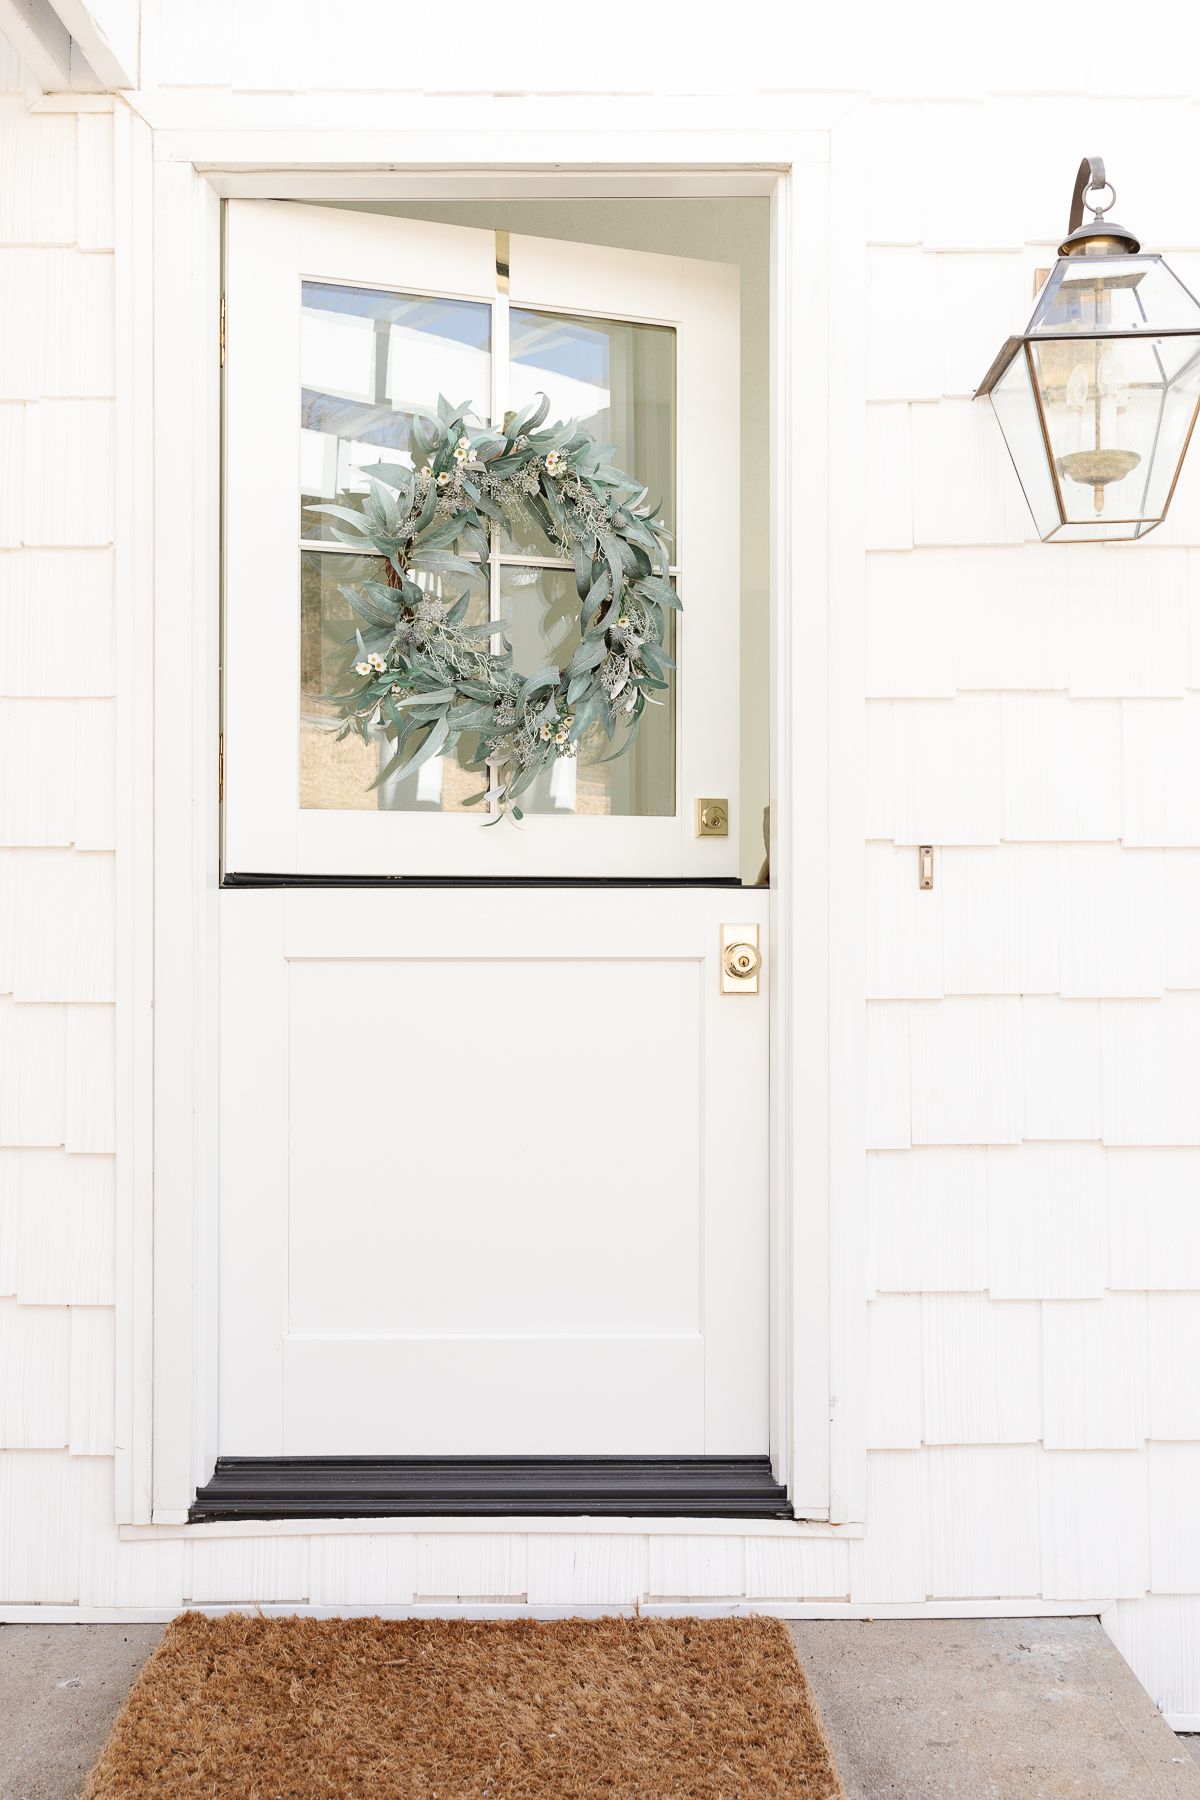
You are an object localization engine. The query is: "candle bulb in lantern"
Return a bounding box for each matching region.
[1066,362,1089,453]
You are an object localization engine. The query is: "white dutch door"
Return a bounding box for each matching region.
[220,202,768,1455]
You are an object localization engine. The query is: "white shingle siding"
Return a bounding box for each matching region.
[0,36,1198,1725]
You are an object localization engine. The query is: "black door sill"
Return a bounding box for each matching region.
[189,1456,793,1522]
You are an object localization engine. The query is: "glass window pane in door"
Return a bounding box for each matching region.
[506,309,675,558]
[300,550,488,813]
[499,565,675,817]
[300,283,491,540]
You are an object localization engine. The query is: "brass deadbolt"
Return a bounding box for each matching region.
[696,798,729,838]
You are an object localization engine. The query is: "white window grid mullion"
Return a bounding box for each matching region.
[487,235,511,813]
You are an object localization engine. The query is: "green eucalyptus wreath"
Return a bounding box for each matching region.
[310,391,677,819]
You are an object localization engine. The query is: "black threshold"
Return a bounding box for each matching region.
[189,1456,793,1522]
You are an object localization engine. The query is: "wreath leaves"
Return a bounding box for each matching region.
[308,392,675,817]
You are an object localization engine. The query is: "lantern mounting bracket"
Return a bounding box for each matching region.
[1068,155,1110,230]
[1059,154,1140,256]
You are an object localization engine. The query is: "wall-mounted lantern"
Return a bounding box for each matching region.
[976,157,1200,542]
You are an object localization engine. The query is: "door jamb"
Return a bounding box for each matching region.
[121,129,865,1528]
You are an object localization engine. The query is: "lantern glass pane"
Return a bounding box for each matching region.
[1029,334,1200,528]
[1141,337,1200,520]
[1029,255,1200,337]
[990,348,1060,539]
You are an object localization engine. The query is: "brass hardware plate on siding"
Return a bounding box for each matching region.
[696,798,729,837]
[919,845,934,890]
[721,922,761,995]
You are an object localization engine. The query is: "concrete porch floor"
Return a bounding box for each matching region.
[0,1617,1197,1798]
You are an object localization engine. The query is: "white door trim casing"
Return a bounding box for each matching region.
[117,115,868,1528]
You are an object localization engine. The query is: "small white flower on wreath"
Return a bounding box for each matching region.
[544,449,565,477]
[538,722,554,742]
[437,470,451,487]
[354,659,372,676]
[453,434,473,468]
[367,652,387,673]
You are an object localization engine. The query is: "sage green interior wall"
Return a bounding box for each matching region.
[324,198,770,884]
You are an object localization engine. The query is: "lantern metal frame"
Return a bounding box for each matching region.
[975,156,1200,542]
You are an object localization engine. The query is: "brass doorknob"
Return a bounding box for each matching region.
[723,940,762,981]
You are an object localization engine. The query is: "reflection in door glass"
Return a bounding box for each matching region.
[499,565,675,817]
[507,309,675,557]
[300,282,491,541]
[299,550,489,813]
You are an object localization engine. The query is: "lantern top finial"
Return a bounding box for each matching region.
[1058,155,1141,257]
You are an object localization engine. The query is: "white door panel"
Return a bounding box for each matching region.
[218,203,767,1469]
[223,201,740,879]
[220,889,768,1455]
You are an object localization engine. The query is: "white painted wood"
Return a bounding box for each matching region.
[0,549,113,695]
[1104,1597,1200,1725]
[925,1447,1042,1600]
[744,1537,852,1600]
[76,111,113,249]
[1106,1149,1200,1291]
[48,0,138,88]
[1101,996,1200,1147]
[890,697,1003,847]
[1066,548,1190,700]
[1148,1446,1200,1595]
[921,1296,1042,1446]
[1147,1295,1200,1441]
[866,1296,923,1450]
[910,399,1028,548]
[954,546,1069,693]
[311,1535,416,1606]
[864,404,912,550]
[1041,1296,1148,1452]
[865,551,956,698]
[0,1452,89,1602]
[865,843,943,999]
[0,1006,66,1144]
[1021,998,1103,1142]
[1165,852,1200,990]
[220,888,769,1455]
[940,846,1059,997]
[68,1304,114,1453]
[0,101,76,240]
[1057,847,1166,1000]
[0,248,112,396]
[223,200,740,878]
[773,152,838,1519]
[909,998,1022,1147]
[6,1149,113,1305]
[0,1298,69,1446]
[23,401,113,544]
[1122,697,1200,849]
[864,1004,911,1151]
[851,1452,927,1604]
[1001,696,1123,843]
[64,1004,116,1152]
[867,1148,988,1295]
[8,849,114,1002]
[985,1145,1107,1301]
[646,1536,746,1599]
[1040,1452,1149,1601]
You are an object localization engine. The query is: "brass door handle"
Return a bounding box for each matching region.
[723,940,761,981]
[720,924,762,993]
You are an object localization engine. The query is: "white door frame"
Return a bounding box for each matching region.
[113,102,869,1528]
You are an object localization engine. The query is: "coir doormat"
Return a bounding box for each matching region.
[84,1611,844,1799]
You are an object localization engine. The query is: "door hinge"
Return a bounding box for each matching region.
[218,732,224,803]
[219,293,226,368]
